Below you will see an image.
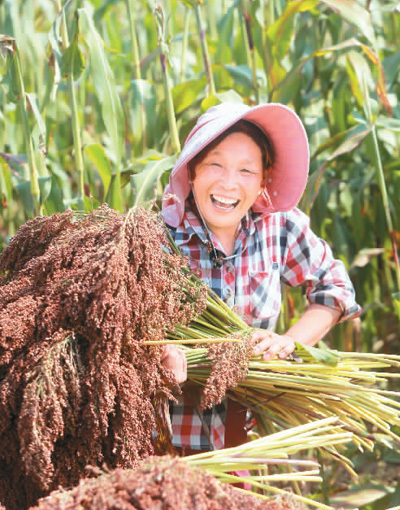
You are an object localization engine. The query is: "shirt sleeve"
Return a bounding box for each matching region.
[280,208,361,322]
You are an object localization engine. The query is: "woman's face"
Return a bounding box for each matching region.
[192,131,265,240]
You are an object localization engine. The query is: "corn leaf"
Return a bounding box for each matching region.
[77,8,125,170]
[84,143,112,194]
[131,155,177,208]
[319,0,376,46]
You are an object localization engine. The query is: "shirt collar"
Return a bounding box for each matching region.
[174,195,261,251]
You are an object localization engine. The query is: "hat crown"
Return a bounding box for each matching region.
[162,102,310,228]
[180,103,250,166]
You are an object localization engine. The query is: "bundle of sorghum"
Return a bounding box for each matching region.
[0,205,207,510]
[29,456,300,510]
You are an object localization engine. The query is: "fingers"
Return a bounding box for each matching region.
[161,345,187,384]
[252,331,295,361]
[277,339,296,359]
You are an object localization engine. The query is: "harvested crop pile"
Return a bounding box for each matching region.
[0,206,208,510]
[30,455,299,510]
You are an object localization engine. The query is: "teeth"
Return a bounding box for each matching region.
[212,195,237,205]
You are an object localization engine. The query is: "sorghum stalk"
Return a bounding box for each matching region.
[193,3,216,96]
[185,416,352,510]
[184,345,400,451]
[154,4,181,152]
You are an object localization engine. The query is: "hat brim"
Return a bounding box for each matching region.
[162,102,309,227]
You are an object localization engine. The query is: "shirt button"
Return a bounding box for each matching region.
[226,263,234,273]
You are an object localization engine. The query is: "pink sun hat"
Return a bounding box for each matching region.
[161,102,309,227]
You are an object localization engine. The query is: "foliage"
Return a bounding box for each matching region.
[0,0,400,507]
[1,0,399,352]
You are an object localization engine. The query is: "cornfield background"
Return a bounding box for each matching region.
[0,0,399,507]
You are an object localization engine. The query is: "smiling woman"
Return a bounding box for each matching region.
[190,128,266,255]
[160,100,361,458]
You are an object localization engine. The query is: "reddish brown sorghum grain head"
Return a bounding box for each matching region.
[29,456,299,510]
[200,333,254,409]
[0,205,208,510]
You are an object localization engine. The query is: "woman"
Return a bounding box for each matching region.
[160,101,361,453]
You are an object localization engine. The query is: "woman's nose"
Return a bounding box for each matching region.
[220,166,239,187]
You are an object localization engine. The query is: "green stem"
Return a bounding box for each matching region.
[154,5,181,152]
[239,0,259,103]
[362,71,400,296]
[180,8,190,82]
[55,0,85,211]
[370,125,400,292]
[13,42,41,215]
[318,449,330,505]
[126,0,141,81]
[160,51,181,153]
[194,3,216,97]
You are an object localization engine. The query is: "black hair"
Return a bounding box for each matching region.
[188,119,273,180]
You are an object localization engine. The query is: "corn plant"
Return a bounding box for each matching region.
[0,0,399,378]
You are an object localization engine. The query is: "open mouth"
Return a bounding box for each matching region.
[210,194,239,210]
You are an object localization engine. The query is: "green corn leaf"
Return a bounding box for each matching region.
[383,50,400,88]
[130,79,157,152]
[47,4,65,98]
[215,4,235,64]
[15,177,52,215]
[171,77,208,114]
[0,36,19,103]
[0,152,26,177]
[43,175,67,215]
[178,0,202,8]
[375,117,400,133]
[83,193,101,212]
[105,173,122,212]
[26,93,46,153]
[223,64,254,90]
[131,154,176,208]
[0,35,13,81]
[270,65,301,104]
[266,0,318,61]
[346,51,372,108]
[77,8,125,169]
[215,90,244,104]
[319,0,376,46]
[84,143,112,195]
[60,30,86,80]
[0,155,13,202]
[294,343,340,366]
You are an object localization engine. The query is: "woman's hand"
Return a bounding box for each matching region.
[251,304,342,361]
[252,329,296,360]
[161,345,187,384]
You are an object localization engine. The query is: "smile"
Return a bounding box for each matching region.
[210,194,240,210]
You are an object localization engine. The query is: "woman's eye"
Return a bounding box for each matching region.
[240,168,253,174]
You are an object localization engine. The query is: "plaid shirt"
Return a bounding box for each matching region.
[167,199,361,451]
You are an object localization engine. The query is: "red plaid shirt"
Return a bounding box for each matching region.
[167,200,361,451]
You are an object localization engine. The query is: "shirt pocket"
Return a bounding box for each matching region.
[248,262,281,321]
